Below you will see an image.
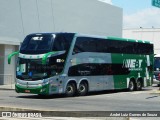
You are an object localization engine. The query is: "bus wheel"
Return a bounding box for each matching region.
[78,82,88,96]
[136,80,142,91]
[65,83,76,97]
[128,80,135,91]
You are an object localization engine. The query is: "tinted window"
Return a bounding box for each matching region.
[20,33,75,54]
[20,34,53,54]
[73,37,153,55]
[16,58,49,80]
[73,37,97,54]
[68,63,130,76]
[52,33,74,52]
[98,39,153,55]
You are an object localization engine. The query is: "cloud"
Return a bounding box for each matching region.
[124,8,160,28]
[97,0,113,5]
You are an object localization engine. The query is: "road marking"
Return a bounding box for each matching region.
[149,90,160,95]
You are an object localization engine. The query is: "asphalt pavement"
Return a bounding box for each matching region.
[0,84,160,120]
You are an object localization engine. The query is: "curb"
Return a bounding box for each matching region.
[0,107,31,111]
[0,88,14,90]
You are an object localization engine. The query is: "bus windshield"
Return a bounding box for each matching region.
[16,58,59,81]
[20,34,54,54]
[154,57,160,71]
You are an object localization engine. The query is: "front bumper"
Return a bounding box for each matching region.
[15,83,49,95]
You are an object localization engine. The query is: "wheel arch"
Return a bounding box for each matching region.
[65,79,77,92]
[77,78,89,90]
[136,77,144,86]
[127,77,136,88]
[136,77,144,90]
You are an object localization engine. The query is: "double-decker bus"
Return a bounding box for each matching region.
[8,33,154,97]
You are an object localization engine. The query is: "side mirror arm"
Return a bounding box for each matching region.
[8,51,19,64]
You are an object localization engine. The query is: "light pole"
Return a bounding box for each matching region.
[140,27,143,40]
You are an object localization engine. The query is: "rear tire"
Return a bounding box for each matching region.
[65,83,76,97]
[136,80,142,91]
[78,82,88,96]
[128,80,135,91]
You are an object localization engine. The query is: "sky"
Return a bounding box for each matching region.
[98,0,160,28]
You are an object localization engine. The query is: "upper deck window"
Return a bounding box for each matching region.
[20,33,74,55]
[20,34,54,54]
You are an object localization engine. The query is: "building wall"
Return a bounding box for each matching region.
[52,0,122,37]
[0,0,122,85]
[0,0,122,43]
[123,28,160,54]
[0,45,18,85]
[0,45,5,84]
[4,45,19,84]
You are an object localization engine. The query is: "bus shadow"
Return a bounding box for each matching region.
[87,88,152,96]
[16,94,66,99]
[16,88,152,99]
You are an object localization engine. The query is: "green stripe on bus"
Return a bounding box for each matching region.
[42,51,57,64]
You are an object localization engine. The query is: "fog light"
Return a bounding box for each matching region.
[40,88,46,92]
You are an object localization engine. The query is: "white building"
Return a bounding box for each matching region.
[123,28,160,54]
[0,0,122,85]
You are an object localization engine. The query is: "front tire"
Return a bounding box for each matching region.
[78,82,88,96]
[65,83,76,97]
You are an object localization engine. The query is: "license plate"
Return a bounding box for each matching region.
[25,90,30,93]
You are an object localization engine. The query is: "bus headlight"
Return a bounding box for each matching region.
[38,84,43,87]
[16,82,20,85]
[38,82,49,86]
[41,79,49,86]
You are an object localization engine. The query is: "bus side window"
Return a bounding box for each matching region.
[73,37,97,55]
[72,37,85,54]
[73,45,83,54]
[52,36,65,51]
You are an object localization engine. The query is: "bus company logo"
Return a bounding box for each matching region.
[123,59,143,71]
[2,112,12,117]
[56,59,64,63]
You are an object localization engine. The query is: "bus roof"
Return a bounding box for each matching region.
[26,32,152,44]
[107,36,152,44]
[75,33,152,44]
[27,32,75,36]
